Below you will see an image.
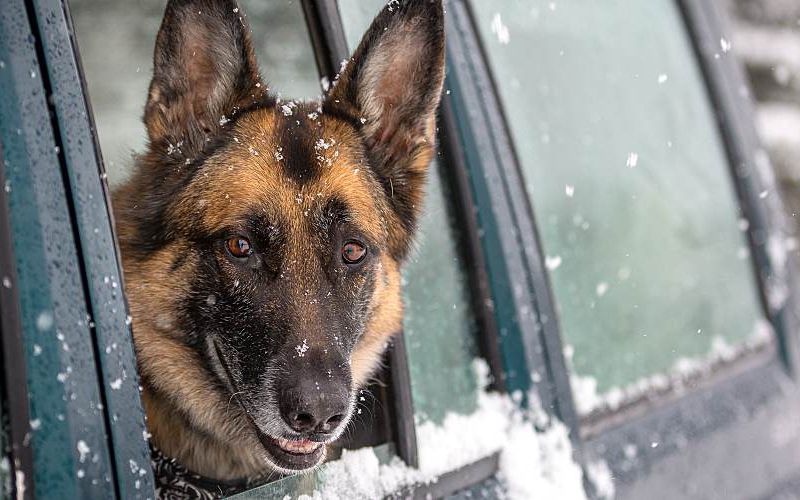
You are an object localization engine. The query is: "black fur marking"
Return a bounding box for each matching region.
[276,109,321,184]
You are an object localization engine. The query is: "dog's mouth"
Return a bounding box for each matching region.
[253,429,326,472]
[211,340,327,473]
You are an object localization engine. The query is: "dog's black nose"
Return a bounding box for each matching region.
[279,377,349,434]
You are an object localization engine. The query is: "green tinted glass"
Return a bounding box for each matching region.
[471,0,768,411]
[71,0,321,186]
[338,0,480,424]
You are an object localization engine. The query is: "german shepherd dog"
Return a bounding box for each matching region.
[113,0,445,482]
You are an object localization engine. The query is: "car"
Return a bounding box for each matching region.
[2,0,799,498]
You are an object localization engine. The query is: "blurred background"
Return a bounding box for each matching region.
[720,0,800,225]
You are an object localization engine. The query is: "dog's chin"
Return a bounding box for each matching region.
[254,428,327,475]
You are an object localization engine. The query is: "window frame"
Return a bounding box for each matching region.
[0,0,155,497]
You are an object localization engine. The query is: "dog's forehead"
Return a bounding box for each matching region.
[176,105,385,239]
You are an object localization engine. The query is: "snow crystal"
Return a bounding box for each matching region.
[565,184,575,197]
[295,339,309,357]
[110,378,123,390]
[625,152,638,168]
[545,255,563,271]
[657,74,668,84]
[738,218,750,231]
[490,14,510,45]
[595,282,609,297]
[77,440,90,463]
[36,311,53,331]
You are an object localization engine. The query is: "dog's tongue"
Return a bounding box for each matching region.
[276,438,320,454]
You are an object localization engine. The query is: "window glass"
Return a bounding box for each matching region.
[70,0,321,186]
[471,0,771,415]
[338,0,481,425]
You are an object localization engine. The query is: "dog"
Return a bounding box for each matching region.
[112,0,445,485]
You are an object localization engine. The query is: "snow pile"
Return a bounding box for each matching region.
[294,360,601,499]
[498,414,587,500]
[570,319,775,416]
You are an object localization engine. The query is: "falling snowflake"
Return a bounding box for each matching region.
[626,152,639,168]
[490,14,510,45]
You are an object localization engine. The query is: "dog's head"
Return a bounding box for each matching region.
[114,0,444,477]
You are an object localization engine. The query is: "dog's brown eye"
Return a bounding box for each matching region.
[342,241,367,264]
[226,237,252,258]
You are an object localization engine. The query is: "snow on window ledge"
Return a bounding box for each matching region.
[569,318,775,418]
[290,360,610,500]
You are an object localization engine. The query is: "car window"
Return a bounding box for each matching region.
[70,0,321,187]
[470,0,771,417]
[338,0,481,425]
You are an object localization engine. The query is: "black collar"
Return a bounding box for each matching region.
[150,445,250,499]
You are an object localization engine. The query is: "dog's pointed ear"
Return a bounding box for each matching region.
[324,0,445,246]
[144,0,265,157]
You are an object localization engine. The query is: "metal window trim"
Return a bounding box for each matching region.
[438,98,508,393]
[27,0,155,497]
[444,0,579,430]
[584,354,796,485]
[0,0,120,496]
